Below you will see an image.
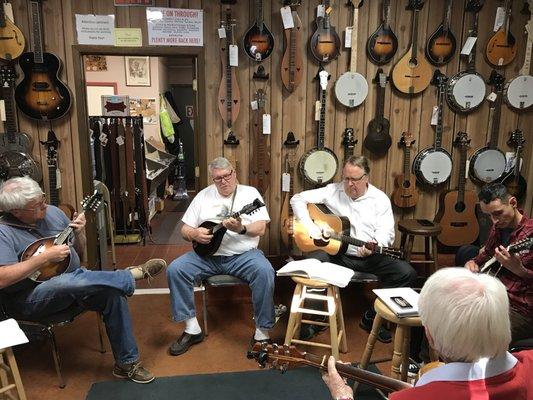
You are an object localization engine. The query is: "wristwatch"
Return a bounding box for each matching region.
[239,225,247,235]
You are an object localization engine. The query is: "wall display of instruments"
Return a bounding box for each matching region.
[413,70,453,186]
[446,0,486,114]
[391,132,418,208]
[0,1,25,61]
[309,0,341,63]
[501,129,527,201]
[280,131,299,251]
[243,0,274,62]
[366,0,398,65]
[425,0,456,66]
[334,0,368,108]
[281,1,303,92]
[434,132,479,247]
[299,67,338,186]
[15,0,71,121]
[364,69,391,154]
[0,64,41,182]
[485,0,517,68]
[249,88,270,195]
[469,71,507,184]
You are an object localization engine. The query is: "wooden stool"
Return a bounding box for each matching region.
[0,347,27,400]
[398,219,442,276]
[283,277,347,359]
[355,298,438,388]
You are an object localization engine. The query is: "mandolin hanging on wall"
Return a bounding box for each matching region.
[425,0,457,66]
[0,1,25,61]
[14,0,71,121]
[309,0,341,63]
[243,0,274,62]
[366,0,398,65]
[485,0,517,67]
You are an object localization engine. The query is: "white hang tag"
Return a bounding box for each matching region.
[217,27,226,39]
[0,100,5,122]
[465,159,470,178]
[229,44,238,66]
[56,169,62,189]
[505,152,515,172]
[315,100,321,121]
[263,114,271,134]
[3,3,14,22]
[116,135,125,146]
[251,100,258,110]
[493,7,505,31]
[99,131,108,142]
[281,6,294,29]
[134,211,139,220]
[461,37,477,55]
[487,92,497,102]
[498,58,504,66]
[317,4,325,18]
[430,106,439,126]
[345,27,353,48]
[282,173,291,192]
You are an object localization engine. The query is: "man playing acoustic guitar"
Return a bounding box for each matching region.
[166,157,275,356]
[0,177,166,384]
[291,155,416,343]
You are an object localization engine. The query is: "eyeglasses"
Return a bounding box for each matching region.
[15,195,47,212]
[343,174,367,184]
[212,170,234,183]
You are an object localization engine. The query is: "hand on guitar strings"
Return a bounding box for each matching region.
[69,212,86,236]
[494,246,527,277]
[306,223,325,240]
[43,244,70,263]
[465,260,480,273]
[222,217,244,234]
[357,239,376,258]
[321,356,354,400]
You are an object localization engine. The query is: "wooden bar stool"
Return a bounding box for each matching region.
[283,277,347,359]
[398,219,442,277]
[354,298,438,389]
[0,347,27,400]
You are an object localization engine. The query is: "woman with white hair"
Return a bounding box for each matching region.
[323,267,533,399]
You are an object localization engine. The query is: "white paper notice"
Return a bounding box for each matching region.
[263,114,271,134]
[461,36,477,55]
[0,319,28,350]
[147,8,203,46]
[281,6,294,29]
[75,14,115,45]
[282,173,291,192]
[229,44,238,66]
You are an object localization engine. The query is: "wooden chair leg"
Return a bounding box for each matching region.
[405,235,415,263]
[353,314,383,392]
[284,284,302,346]
[391,325,405,380]
[327,286,339,359]
[400,327,411,382]
[431,236,439,275]
[400,232,407,250]
[5,348,26,400]
[334,287,348,353]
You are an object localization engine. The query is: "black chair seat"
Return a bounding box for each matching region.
[10,304,86,327]
[351,272,379,283]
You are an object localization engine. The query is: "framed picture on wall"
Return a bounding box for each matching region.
[125,56,151,86]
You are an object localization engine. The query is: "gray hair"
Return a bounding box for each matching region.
[345,155,370,175]
[419,268,511,362]
[208,157,233,174]
[0,177,44,212]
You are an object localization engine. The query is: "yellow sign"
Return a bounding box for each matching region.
[114,28,142,47]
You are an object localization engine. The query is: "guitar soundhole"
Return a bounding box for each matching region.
[402,180,411,189]
[312,238,329,247]
[454,202,466,213]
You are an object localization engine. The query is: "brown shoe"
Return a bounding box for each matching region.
[113,361,155,384]
[128,259,167,282]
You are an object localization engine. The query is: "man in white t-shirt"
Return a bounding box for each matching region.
[167,157,275,356]
[291,155,416,343]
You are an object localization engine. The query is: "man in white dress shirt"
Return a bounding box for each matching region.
[290,155,416,342]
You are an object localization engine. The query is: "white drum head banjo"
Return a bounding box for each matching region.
[335,0,368,108]
[300,68,339,186]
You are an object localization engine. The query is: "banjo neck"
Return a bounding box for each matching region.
[317,82,327,149]
[520,13,533,75]
[466,4,480,72]
[488,79,503,149]
[434,78,446,150]
[349,1,360,72]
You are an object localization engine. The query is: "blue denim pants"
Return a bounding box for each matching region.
[9,268,139,365]
[167,249,275,329]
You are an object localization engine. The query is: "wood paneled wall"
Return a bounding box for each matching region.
[3,0,532,257]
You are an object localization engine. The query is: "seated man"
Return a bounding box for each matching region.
[0,177,166,384]
[323,267,533,400]
[290,155,416,342]
[167,157,275,355]
[456,183,532,342]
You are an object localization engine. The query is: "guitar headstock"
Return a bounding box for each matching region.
[0,64,16,88]
[40,130,60,168]
[240,198,266,216]
[406,0,424,11]
[465,0,484,13]
[221,7,236,40]
[347,0,364,8]
[454,131,471,148]
[282,0,301,6]
[431,69,448,88]
[507,129,525,149]
[399,131,416,147]
[373,68,389,87]
[342,128,357,147]
[255,89,266,109]
[247,342,306,372]
[509,236,533,253]
[488,70,505,91]
[81,190,103,212]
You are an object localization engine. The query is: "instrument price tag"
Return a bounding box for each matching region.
[344,27,353,48]
[0,100,5,122]
[229,44,238,66]
[116,135,125,146]
[282,173,291,192]
[465,159,470,178]
[430,106,439,125]
[493,7,505,32]
[251,100,258,110]
[217,27,226,39]
[317,4,325,18]
[3,3,14,22]
[56,169,62,189]
[281,6,294,29]
[263,114,271,134]
[461,37,477,55]
[486,92,497,102]
[315,101,321,121]
[99,132,108,146]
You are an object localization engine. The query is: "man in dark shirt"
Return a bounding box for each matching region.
[456,183,532,342]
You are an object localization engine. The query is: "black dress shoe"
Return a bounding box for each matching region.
[250,336,272,347]
[359,317,392,344]
[169,331,205,356]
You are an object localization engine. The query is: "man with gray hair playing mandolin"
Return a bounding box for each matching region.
[323,267,533,399]
[0,176,166,384]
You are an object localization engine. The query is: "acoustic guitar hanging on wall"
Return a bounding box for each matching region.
[14,0,71,121]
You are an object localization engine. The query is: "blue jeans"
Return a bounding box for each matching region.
[8,268,139,365]
[167,249,275,329]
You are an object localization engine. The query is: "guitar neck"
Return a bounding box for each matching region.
[289,13,297,83]
[375,84,386,119]
[30,0,44,63]
[410,9,420,61]
[489,92,502,149]
[520,28,532,75]
[1,86,18,137]
[383,0,391,30]
[329,232,383,253]
[457,145,467,204]
[256,0,264,30]
[55,211,85,245]
[466,8,480,71]
[403,146,411,178]
[349,5,359,72]
[443,0,453,31]
[48,165,60,206]
[435,86,444,149]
